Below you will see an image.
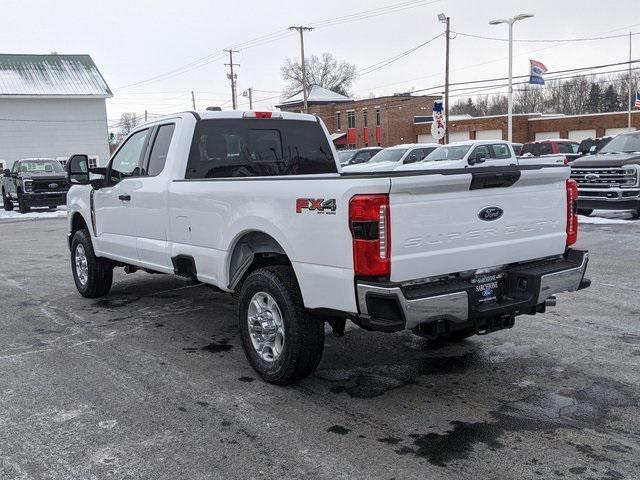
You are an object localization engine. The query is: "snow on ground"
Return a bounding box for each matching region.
[0,207,67,223]
[578,209,638,225]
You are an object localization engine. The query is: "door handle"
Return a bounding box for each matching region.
[118,194,131,201]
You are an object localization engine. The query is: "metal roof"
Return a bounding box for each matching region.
[278,85,352,107]
[0,54,112,97]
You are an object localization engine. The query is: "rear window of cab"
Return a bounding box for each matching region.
[185,119,337,179]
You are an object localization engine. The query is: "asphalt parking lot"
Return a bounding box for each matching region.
[1,215,639,480]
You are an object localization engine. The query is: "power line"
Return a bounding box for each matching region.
[452,30,640,43]
[357,32,444,78]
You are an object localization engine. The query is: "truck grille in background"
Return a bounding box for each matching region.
[570,167,639,188]
[31,180,70,193]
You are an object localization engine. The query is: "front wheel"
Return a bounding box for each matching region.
[70,229,113,298]
[17,192,29,214]
[238,265,324,384]
[2,190,12,211]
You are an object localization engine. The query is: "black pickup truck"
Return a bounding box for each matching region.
[570,131,640,218]
[2,158,70,213]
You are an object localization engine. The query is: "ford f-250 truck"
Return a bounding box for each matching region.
[65,110,590,384]
[570,131,640,218]
[3,158,70,213]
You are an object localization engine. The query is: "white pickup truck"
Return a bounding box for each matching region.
[66,110,590,384]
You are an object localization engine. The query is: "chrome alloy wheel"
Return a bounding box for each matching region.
[74,244,89,286]
[247,291,285,362]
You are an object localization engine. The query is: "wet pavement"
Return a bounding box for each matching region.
[0,218,639,479]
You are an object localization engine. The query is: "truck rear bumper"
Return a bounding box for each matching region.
[354,249,589,332]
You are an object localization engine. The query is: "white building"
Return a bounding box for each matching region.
[0,54,112,169]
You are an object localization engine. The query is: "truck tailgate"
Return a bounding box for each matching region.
[388,167,569,282]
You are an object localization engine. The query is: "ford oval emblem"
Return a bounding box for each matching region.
[478,206,503,221]
[48,183,58,188]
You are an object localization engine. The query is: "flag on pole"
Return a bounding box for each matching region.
[529,59,548,85]
[635,89,640,109]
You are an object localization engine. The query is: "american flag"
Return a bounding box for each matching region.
[635,89,640,109]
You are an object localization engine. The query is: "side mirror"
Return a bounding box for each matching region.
[66,154,90,185]
[589,145,597,154]
[468,153,487,166]
[405,154,420,164]
[2,169,10,176]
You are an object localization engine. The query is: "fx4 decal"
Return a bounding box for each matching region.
[296,198,337,214]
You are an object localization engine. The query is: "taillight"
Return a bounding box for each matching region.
[349,194,390,277]
[566,179,578,247]
[242,111,282,119]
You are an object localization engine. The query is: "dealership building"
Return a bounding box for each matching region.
[278,86,639,148]
[0,53,112,170]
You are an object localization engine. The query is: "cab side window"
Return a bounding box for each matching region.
[109,129,149,184]
[146,124,175,176]
[491,143,512,159]
[470,145,490,160]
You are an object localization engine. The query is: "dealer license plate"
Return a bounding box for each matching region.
[472,272,504,303]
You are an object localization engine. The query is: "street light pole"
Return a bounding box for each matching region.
[438,13,451,144]
[489,13,534,143]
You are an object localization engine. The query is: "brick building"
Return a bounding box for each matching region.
[278,86,439,148]
[278,86,640,147]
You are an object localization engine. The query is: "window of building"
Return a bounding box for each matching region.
[347,111,355,129]
[336,112,341,131]
[363,109,368,128]
[146,124,175,176]
[375,107,381,126]
[186,119,337,179]
[88,157,98,169]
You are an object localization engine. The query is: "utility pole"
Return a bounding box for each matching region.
[628,32,633,131]
[224,49,239,110]
[144,110,148,122]
[243,87,253,109]
[191,90,196,110]
[438,13,451,143]
[289,26,314,113]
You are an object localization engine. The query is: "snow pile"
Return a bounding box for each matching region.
[0,207,67,222]
[579,210,638,225]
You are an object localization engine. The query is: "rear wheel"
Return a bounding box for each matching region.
[71,229,113,298]
[238,265,324,384]
[2,189,12,211]
[17,191,29,214]
[577,208,594,217]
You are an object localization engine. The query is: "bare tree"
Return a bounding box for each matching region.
[118,112,139,136]
[281,52,357,98]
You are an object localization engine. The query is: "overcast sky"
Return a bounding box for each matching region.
[0,0,638,127]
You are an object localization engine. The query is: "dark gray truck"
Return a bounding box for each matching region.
[2,158,70,213]
[570,131,640,218]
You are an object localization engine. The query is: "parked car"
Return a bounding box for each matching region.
[570,131,640,218]
[339,146,382,166]
[66,109,589,384]
[341,143,440,172]
[395,140,518,170]
[337,149,355,165]
[521,139,581,163]
[511,142,524,156]
[2,158,70,213]
[577,136,613,156]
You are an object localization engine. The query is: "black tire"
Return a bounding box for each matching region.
[238,265,324,385]
[70,229,113,298]
[577,208,594,217]
[2,189,12,211]
[17,191,29,214]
